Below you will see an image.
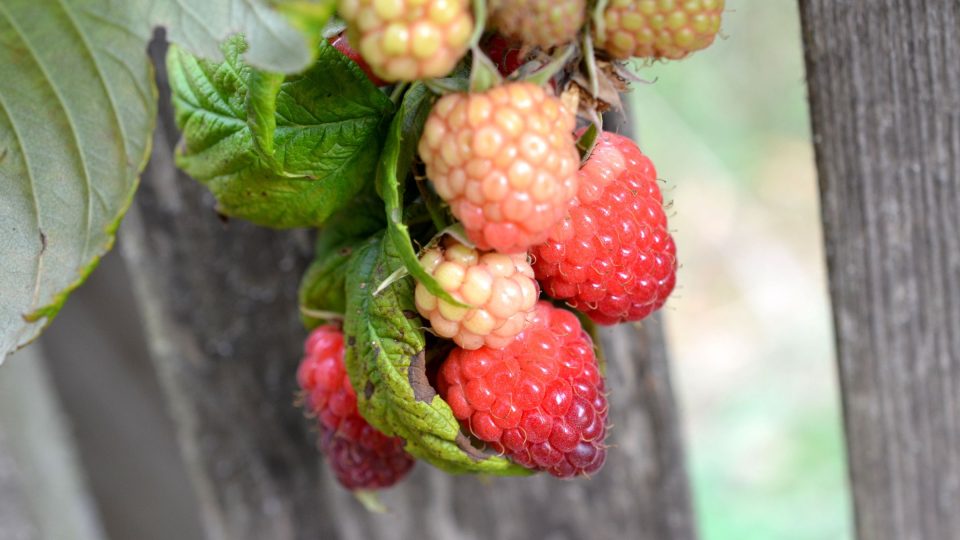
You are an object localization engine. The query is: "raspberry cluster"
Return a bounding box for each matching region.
[297,326,414,490]
[415,238,539,350]
[438,302,608,477]
[419,82,580,254]
[289,0,728,487]
[532,132,677,324]
[337,0,473,82]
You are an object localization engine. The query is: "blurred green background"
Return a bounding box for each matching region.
[628,2,854,539]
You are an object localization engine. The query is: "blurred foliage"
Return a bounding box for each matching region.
[627,2,854,539]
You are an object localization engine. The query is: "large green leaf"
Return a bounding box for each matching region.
[0,0,334,361]
[0,0,155,360]
[344,233,531,476]
[169,36,395,228]
[149,0,335,74]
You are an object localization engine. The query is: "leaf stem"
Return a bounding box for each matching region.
[389,82,410,105]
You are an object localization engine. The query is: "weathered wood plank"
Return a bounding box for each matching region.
[799,1,960,539]
[0,346,106,540]
[118,37,696,540]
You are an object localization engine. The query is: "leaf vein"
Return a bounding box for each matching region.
[0,3,97,259]
[0,82,44,313]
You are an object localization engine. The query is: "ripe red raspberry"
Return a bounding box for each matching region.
[337,0,473,82]
[489,0,586,49]
[419,83,580,254]
[595,0,724,60]
[415,238,539,350]
[437,302,608,478]
[297,326,414,489]
[531,131,677,325]
[328,32,386,86]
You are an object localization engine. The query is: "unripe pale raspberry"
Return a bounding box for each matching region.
[595,0,724,60]
[438,302,608,478]
[419,83,580,253]
[488,0,586,49]
[531,131,677,325]
[415,238,539,350]
[337,0,473,82]
[298,326,415,490]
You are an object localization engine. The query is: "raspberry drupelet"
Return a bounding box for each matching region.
[298,326,414,490]
[438,302,608,478]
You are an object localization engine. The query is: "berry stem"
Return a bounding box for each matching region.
[389,82,410,106]
[468,0,489,49]
[353,490,388,513]
[592,0,610,38]
[521,44,576,87]
[582,31,600,98]
[423,77,470,95]
[469,46,505,93]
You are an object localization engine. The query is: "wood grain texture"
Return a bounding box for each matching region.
[799,2,960,539]
[118,37,696,540]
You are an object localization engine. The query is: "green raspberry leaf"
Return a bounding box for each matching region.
[344,233,531,476]
[299,191,385,328]
[0,0,156,360]
[376,83,469,308]
[169,36,394,228]
[0,0,337,361]
[153,0,336,74]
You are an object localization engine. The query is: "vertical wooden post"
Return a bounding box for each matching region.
[0,347,106,540]
[799,2,960,539]
[119,38,697,540]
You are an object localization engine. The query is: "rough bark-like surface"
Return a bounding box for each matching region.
[120,37,696,540]
[799,2,960,539]
[40,250,206,540]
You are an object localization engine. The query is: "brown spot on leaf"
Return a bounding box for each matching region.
[347,336,356,347]
[402,310,419,320]
[39,230,46,254]
[407,350,436,403]
[364,381,374,400]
